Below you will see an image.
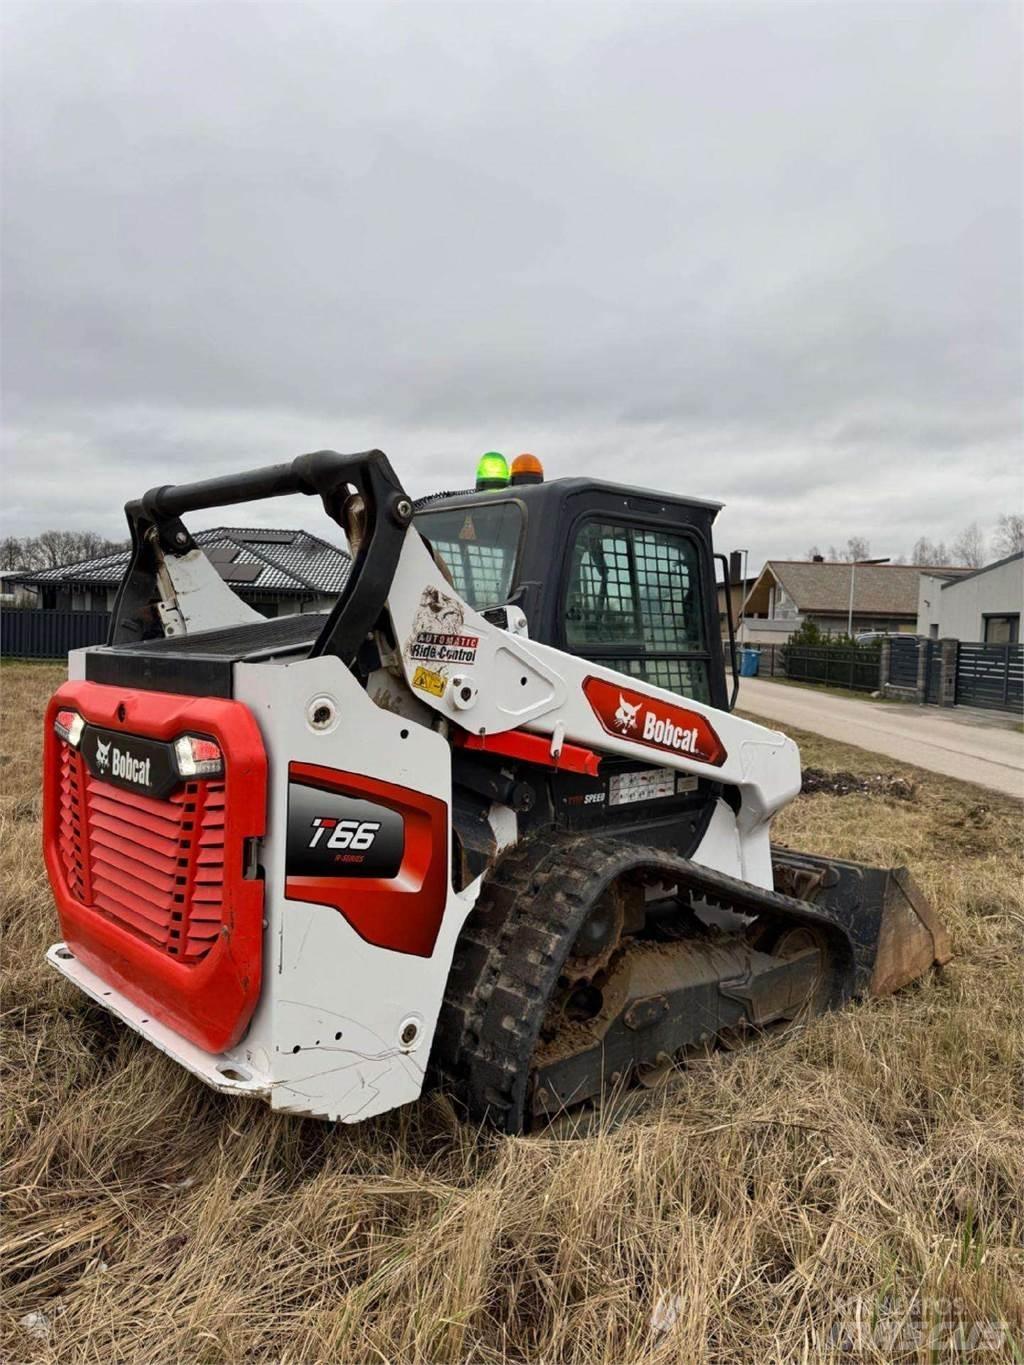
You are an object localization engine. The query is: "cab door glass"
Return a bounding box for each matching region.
[564,521,710,701]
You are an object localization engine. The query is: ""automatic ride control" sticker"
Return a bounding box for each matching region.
[409,631,480,665]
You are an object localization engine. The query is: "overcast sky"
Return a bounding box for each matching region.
[2,1,1021,569]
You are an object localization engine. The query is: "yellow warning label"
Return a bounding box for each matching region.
[412,665,446,698]
[458,514,477,541]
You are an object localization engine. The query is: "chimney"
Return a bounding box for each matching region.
[812,554,824,563]
[728,550,743,584]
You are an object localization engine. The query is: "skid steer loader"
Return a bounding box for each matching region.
[42,449,949,1132]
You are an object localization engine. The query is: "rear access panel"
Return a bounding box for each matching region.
[43,680,267,1053]
[285,762,449,957]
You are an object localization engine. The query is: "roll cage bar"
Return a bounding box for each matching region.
[109,449,413,667]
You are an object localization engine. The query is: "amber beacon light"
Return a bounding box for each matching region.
[510,453,544,485]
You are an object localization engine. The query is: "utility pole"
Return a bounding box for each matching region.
[735,548,749,639]
[847,556,890,636]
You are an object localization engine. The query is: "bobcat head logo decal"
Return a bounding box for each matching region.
[95,737,111,770]
[584,675,728,767]
[613,693,641,734]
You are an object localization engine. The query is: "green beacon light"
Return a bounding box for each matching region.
[475,451,509,491]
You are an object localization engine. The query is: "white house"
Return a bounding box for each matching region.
[915,552,1023,644]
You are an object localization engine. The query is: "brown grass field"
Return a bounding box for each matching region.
[2,661,1022,1363]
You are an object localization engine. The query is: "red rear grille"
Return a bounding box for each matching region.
[58,743,89,902]
[57,740,226,964]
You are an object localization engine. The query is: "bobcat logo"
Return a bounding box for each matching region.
[614,693,642,734]
[95,737,111,771]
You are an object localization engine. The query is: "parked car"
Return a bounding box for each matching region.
[855,631,919,646]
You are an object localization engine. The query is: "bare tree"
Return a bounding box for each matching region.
[951,521,985,569]
[0,537,27,571]
[10,531,129,572]
[70,531,128,561]
[992,513,1024,558]
[911,536,951,567]
[31,530,88,569]
[820,538,874,562]
[844,536,871,562]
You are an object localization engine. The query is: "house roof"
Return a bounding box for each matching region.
[10,527,352,599]
[745,560,972,618]
[939,550,1023,590]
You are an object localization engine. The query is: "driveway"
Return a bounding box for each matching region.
[736,677,1024,799]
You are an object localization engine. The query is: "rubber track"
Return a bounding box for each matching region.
[431,832,858,1134]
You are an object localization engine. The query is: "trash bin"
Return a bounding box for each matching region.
[739,648,760,678]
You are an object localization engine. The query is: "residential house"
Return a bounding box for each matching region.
[916,552,1023,643]
[716,574,757,639]
[8,527,352,618]
[739,558,970,643]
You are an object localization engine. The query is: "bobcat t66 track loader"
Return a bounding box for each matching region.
[43,450,950,1132]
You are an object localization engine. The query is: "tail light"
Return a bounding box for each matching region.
[173,734,224,778]
[54,709,85,746]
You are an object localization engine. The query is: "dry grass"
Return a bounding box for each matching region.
[2,662,1022,1364]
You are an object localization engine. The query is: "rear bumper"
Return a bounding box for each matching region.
[46,941,271,1102]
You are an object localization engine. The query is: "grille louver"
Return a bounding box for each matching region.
[56,742,226,964]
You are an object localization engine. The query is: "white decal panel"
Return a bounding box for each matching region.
[406,585,480,672]
[608,768,699,806]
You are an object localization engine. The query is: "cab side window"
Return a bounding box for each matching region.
[564,521,710,701]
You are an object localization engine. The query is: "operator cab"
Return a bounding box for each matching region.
[414,455,731,713]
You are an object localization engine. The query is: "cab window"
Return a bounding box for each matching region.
[564,520,710,701]
[414,502,522,610]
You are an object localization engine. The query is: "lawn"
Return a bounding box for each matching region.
[2,662,1022,1363]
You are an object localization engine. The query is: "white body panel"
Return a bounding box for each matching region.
[386,528,801,853]
[225,655,479,1120]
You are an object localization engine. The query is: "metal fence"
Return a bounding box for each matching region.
[888,636,920,689]
[743,636,1022,713]
[955,643,1023,712]
[754,642,882,693]
[1,609,111,659]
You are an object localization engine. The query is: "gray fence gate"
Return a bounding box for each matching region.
[955,643,1023,712]
[888,636,920,689]
[882,636,1021,713]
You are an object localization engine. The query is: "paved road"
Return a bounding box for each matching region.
[736,677,1024,799]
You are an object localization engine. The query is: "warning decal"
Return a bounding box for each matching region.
[412,665,447,697]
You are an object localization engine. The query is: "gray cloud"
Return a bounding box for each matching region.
[2,1,1021,568]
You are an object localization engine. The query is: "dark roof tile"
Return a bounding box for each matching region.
[12,527,351,597]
